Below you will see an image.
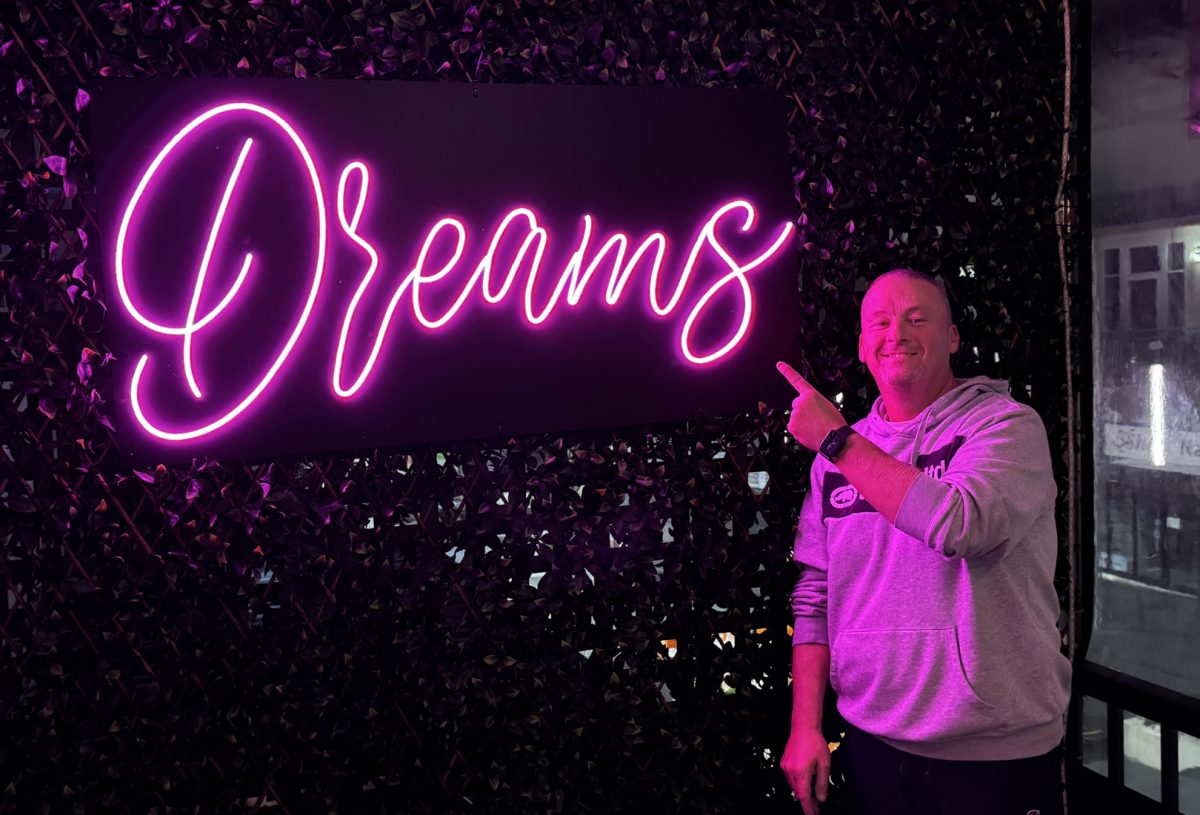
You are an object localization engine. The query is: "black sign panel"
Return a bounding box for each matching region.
[90,79,798,462]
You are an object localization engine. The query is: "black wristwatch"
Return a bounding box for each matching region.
[818,425,856,463]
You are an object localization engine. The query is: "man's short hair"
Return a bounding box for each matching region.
[864,268,953,323]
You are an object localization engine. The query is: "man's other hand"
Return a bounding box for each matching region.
[780,727,831,814]
[776,361,845,452]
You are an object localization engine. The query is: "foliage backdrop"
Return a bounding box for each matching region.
[0,1,1078,812]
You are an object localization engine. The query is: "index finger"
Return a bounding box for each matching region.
[776,360,813,393]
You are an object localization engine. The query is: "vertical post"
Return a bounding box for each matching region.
[1107,701,1124,786]
[1130,487,1139,579]
[1159,492,1170,588]
[1162,724,1179,811]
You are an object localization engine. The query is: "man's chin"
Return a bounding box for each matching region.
[878,372,922,387]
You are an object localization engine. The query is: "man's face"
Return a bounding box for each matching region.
[857,275,960,390]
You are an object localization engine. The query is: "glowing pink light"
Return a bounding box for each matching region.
[183,136,256,399]
[479,209,548,304]
[333,200,557,396]
[522,219,671,322]
[117,102,327,441]
[117,103,794,440]
[607,233,667,306]
[678,201,795,364]
[524,214,593,324]
[410,218,469,328]
[333,161,395,399]
[328,188,792,399]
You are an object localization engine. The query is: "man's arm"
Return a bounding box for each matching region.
[890,406,1055,559]
[782,644,832,815]
[828,433,919,525]
[790,643,830,732]
[775,362,922,523]
[783,464,832,813]
[776,361,1056,560]
[829,407,1055,560]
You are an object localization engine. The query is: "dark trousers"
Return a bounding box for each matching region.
[837,723,1065,815]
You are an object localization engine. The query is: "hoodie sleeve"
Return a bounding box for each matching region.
[791,464,829,645]
[893,402,1055,561]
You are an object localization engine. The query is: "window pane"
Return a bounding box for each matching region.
[1169,272,1186,328]
[1091,0,1200,701]
[1133,491,1164,584]
[1170,241,1186,270]
[1099,476,1134,575]
[1105,247,1121,277]
[1165,509,1199,594]
[1124,712,1162,803]
[1130,245,1161,273]
[1105,277,1121,330]
[1130,279,1157,330]
[1082,695,1109,776]
[1182,730,1200,815]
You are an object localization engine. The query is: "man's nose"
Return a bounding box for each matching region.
[886,320,909,341]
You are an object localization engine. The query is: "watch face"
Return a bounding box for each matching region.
[821,427,851,461]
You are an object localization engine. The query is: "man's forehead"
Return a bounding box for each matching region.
[860,275,946,315]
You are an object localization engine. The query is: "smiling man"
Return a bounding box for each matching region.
[776,269,1071,815]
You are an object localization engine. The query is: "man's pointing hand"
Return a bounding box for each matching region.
[776,361,847,452]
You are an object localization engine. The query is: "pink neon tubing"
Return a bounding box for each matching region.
[122,102,327,441]
[678,201,794,364]
[182,136,256,399]
[331,190,793,397]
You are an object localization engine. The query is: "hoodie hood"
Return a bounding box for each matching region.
[861,376,1010,464]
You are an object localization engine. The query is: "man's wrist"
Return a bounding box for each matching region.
[790,713,824,730]
[818,424,856,462]
[838,430,863,458]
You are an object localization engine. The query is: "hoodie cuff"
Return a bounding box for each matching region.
[791,616,829,646]
[895,472,954,543]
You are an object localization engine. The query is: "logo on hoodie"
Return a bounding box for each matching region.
[821,435,966,520]
[830,484,860,509]
[822,472,875,518]
[915,436,966,479]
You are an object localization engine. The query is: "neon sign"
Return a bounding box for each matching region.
[93,81,798,461]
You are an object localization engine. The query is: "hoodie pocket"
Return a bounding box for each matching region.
[830,627,1000,743]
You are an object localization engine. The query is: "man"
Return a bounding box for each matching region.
[776,269,1071,815]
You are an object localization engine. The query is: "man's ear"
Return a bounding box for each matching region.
[949,324,960,354]
[857,333,866,364]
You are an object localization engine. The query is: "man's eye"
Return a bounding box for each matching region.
[909,317,927,325]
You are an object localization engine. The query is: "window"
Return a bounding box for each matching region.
[1132,490,1164,584]
[1098,477,1135,575]
[1129,278,1157,330]
[1105,247,1121,277]
[1165,508,1200,595]
[1170,272,1186,327]
[1092,0,1200,702]
[1094,240,1190,332]
[1171,241,1186,271]
[1130,245,1161,273]
[1103,248,1121,331]
[1104,278,1121,331]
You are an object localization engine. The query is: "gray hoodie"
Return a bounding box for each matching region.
[791,376,1072,760]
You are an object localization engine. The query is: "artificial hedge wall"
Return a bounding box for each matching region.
[0,1,1079,813]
